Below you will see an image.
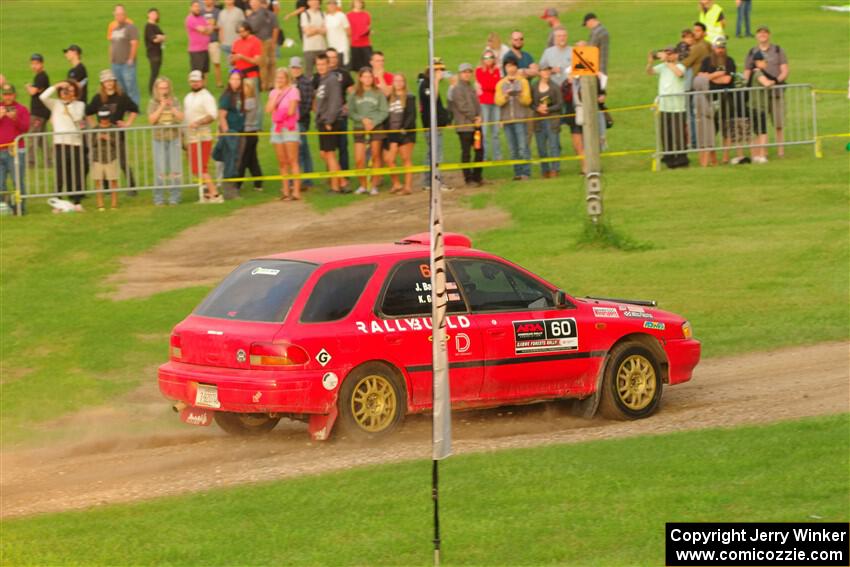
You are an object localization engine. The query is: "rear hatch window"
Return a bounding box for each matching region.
[195,260,317,323]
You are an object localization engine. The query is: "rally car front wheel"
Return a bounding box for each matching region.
[214,412,280,436]
[599,342,663,420]
[337,363,406,440]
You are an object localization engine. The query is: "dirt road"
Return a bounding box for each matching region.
[2,341,847,519]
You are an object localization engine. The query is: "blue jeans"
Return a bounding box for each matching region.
[534,126,561,174]
[111,62,141,106]
[422,130,444,186]
[152,138,183,205]
[298,122,314,187]
[221,44,232,68]
[480,103,502,161]
[736,0,751,36]
[504,122,531,177]
[0,149,26,213]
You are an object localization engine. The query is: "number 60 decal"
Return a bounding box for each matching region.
[547,319,574,337]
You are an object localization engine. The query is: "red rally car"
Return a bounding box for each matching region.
[159,233,701,441]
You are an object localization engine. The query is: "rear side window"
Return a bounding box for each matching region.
[195,260,316,323]
[301,264,377,323]
[380,259,467,317]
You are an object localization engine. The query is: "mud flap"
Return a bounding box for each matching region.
[571,354,608,419]
[180,407,214,426]
[308,407,339,441]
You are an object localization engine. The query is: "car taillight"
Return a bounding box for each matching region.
[249,342,309,367]
[170,333,182,360]
[682,321,694,339]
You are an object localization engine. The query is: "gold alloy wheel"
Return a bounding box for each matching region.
[615,354,657,411]
[350,374,398,432]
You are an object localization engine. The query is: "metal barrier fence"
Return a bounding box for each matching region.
[9,124,206,214]
[654,83,815,169]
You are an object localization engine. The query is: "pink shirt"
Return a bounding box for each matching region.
[270,87,300,133]
[186,14,211,52]
[347,11,371,48]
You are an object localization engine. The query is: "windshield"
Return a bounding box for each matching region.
[194,260,317,323]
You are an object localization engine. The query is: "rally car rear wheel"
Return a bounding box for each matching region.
[599,342,663,420]
[338,363,405,440]
[214,412,280,436]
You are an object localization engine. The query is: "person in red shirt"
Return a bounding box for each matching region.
[231,22,262,83]
[475,48,502,161]
[370,51,394,97]
[347,0,372,71]
[0,83,31,213]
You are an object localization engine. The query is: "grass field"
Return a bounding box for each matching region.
[2,414,848,566]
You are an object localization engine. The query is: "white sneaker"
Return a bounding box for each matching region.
[753,156,769,164]
[355,186,368,194]
[369,187,380,196]
[440,184,453,192]
[730,156,744,165]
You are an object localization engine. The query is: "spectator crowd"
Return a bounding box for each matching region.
[0,0,791,213]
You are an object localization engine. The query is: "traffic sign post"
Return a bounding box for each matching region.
[574,46,603,224]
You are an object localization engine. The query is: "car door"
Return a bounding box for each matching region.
[449,257,594,401]
[376,258,483,407]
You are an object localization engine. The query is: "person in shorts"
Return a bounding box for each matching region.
[186,1,213,78]
[347,67,388,195]
[314,54,345,193]
[382,73,416,195]
[266,68,302,200]
[91,108,121,210]
[202,0,223,87]
[183,70,222,202]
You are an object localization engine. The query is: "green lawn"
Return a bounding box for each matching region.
[2,414,847,566]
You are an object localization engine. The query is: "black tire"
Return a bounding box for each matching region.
[337,362,406,441]
[598,341,663,420]
[213,412,280,436]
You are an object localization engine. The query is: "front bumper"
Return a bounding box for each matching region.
[158,361,337,414]
[664,338,702,385]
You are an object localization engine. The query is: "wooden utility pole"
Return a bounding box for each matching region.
[580,75,603,224]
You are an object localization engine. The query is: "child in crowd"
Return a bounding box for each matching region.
[91,108,120,210]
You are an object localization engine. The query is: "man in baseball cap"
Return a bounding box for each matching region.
[582,13,610,74]
[743,24,790,157]
[63,44,88,101]
[287,55,315,190]
[540,8,562,48]
[0,81,31,213]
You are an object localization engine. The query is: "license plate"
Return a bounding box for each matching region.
[194,384,221,408]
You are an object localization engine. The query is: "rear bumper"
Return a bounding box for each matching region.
[665,338,701,385]
[158,361,337,414]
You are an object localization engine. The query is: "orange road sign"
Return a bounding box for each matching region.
[572,46,599,76]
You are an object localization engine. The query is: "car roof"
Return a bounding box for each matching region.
[260,242,488,266]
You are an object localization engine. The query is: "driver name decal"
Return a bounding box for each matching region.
[513,318,578,354]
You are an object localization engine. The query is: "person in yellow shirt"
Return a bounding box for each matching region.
[494,56,532,180]
[698,0,726,44]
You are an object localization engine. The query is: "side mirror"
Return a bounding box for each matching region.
[555,290,571,308]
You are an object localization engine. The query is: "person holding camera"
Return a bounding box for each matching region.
[743,25,789,158]
[40,80,87,210]
[0,83,31,213]
[648,46,689,169]
[148,77,185,205]
[495,55,532,180]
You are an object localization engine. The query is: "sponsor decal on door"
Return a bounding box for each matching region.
[512,318,578,354]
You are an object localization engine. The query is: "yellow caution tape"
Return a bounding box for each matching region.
[815,132,850,139]
[217,103,657,138]
[812,89,848,95]
[212,148,656,184]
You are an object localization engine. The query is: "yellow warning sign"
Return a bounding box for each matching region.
[571,46,599,76]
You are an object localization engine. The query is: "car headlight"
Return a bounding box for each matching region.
[681,321,693,339]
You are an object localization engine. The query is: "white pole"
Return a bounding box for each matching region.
[428,1,451,566]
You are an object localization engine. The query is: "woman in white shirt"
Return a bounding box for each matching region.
[40,80,87,209]
[324,0,350,69]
